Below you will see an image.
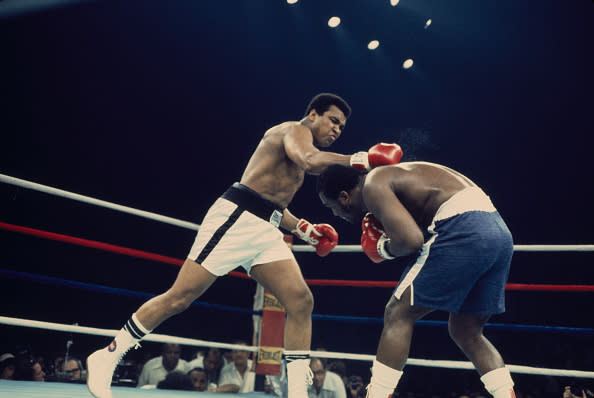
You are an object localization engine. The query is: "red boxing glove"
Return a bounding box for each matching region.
[350,143,403,171]
[360,213,396,263]
[292,219,338,257]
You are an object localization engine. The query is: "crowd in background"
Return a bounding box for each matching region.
[1,341,592,398]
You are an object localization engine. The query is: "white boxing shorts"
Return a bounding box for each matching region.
[187,183,295,276]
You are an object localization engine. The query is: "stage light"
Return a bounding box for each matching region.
[368,40,380,50]
[402,59,414,69]
[287,0,298,4]
[328,16,341,28]
[424,19,432,29]
[390,0,400,6]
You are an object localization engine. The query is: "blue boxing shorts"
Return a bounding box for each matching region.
[187,183,295,276]
[394,187,513,315]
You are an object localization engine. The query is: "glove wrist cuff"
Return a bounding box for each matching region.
[377,235,396,260]
[292,219,319,245]
[350,151,370,171]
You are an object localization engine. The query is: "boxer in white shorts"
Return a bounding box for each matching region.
[86,93,403,398]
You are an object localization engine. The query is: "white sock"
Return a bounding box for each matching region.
[480,367,515,398]
[368,359,402,398]
[285,354,310,398]
[109,313,151,354]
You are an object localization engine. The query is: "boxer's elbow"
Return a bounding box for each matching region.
[391,230,424,257]
[301,153,325,175]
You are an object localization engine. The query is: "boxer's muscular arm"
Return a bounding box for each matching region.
[281,208,300,231]
[362,168,424,257]
[283,124,350,175]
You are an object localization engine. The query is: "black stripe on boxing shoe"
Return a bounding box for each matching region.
[124,318,146,340]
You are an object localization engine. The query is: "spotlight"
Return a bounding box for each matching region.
[367,40,380,50]
[287,0,298,4]
[328,16,341,28]
[424,19,432,29]
[402,59,414,69]
[390,0,400,6]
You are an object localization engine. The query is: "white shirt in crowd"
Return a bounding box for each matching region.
[137,356,190,388]
[218,360,255,393]
[308,370,347,398]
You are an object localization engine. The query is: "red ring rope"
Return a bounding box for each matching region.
[1,221,592,292]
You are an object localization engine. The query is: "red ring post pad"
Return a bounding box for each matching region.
[255,289,286,376]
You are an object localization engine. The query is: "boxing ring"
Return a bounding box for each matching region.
[1,173,593,397]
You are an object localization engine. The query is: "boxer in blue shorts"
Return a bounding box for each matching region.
[86,93,403,398]
[317,162,516,398]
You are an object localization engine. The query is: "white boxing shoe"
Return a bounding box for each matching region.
[87,338,137,398]
[86,346,115,398]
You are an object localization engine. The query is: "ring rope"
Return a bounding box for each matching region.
[0,315,592,379]
[0,173,200,231]
[2,173,593,252]
[0,316,254,352]
[293,244,594,252]
[2,221,592,293]
[2,175,593,377]
[2,268,593,336]
[0,268,256,315]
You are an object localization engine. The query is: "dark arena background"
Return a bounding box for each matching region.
[1,1,592,397]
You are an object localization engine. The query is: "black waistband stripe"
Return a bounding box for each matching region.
[222,183,284,226]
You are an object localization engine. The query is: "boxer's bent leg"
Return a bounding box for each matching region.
[250,258,314,351]
[448,312,504,375]
[377,287,433,369]
[448,313,515,398]
[250,258,314,398]
[87,259,216,398]
[136,258,217,330]
[368,287,433,398]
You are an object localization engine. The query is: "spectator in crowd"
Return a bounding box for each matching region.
[31,359,46,382]
[137,343,189,388]
[0,353,16,380]
[217,341,255,393]
[346,375,364,398]
[308,358,346,398]
[14,357,46,382]
[156,371,194,391]
[200,347,225,390]
[10,346,45,382]
[63,357,84,381]
[188,367,209,392]
[188,347,219,370]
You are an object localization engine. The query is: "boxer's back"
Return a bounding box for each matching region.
[380,162,478,229]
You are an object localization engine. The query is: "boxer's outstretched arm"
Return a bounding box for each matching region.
[283,124,351,175]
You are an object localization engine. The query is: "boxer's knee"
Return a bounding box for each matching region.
[284,285,314,318]
[448,314,489,347]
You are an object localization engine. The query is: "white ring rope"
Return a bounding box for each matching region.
[0,315,592,379]
[2,173,593,253]
[0,174,200,231]
[291,244,594,253]
[0,316,254,353]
